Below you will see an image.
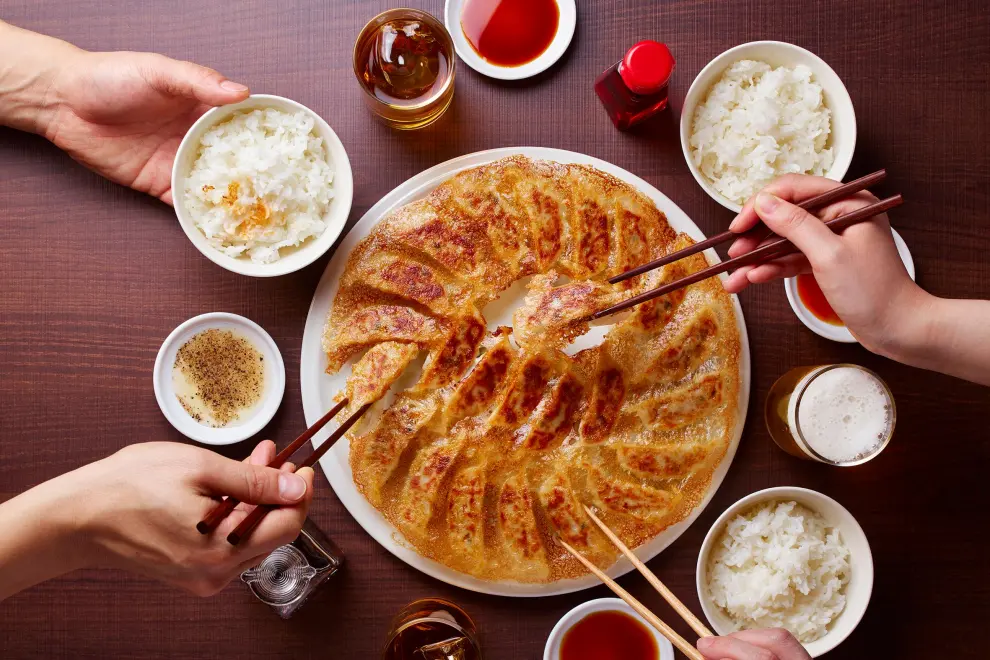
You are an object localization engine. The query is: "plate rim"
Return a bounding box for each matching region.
[299,146,751,597]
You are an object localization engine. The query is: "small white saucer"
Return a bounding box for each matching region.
[443,0,576,80]
[153,313,285,445]
[785,227,915,343]
[543,597,675,660]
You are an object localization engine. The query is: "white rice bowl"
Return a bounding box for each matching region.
[184,108,334,264]
[706,500,850,643]
[690,60,833,205]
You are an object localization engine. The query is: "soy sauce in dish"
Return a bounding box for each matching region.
[460,0,559,67]
[560,610,658,660]
[797,273,843,326]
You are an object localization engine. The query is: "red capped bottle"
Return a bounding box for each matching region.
[594,40,675,130]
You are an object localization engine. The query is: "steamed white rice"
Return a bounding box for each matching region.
[690,60,833,205]
[707,500,850,643]
[184,108,334,264]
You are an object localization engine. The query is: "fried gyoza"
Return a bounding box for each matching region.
[323,156,741,583]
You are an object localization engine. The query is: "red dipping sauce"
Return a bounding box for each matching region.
[460,0,559,66]
[560,610,659,660]
[797,273,843,326]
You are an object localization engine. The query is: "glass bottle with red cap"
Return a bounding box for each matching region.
[594,41,675,130]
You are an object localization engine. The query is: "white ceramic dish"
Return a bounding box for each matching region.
[299,146,751,596]
[785,227,915,343]
[680,41,857,213]
[543,598,675,660]
[171,94,353,277]
[696,487,874,658]
[153,312,285,445]
[443,0,576,80]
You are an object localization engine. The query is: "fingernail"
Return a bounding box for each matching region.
[220,80,248,93]
[757,192,779,214]
[278,473,306,501]
[728,214,743,231]
[697,637,713,650]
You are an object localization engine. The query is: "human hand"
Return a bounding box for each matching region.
[722,174,930,357]
[43,50,248,204]
[697,629,812,660]
[63,440,313,596]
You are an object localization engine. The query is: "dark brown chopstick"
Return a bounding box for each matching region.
[609,169,887,285]
[591,194,903,320]
[226,402,373,546]
[196,398,350,535]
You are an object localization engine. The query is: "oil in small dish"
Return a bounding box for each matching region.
[460,0,560,67]
[172,328,265,427]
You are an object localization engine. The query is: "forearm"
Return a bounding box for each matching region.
[0,468,96,601]
[0,20,80,135]
[890,294,990,386]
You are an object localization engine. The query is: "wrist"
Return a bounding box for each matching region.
[871,285,939,366]
[0,21,83,135]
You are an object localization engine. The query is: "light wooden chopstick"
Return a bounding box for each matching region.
[557,538,705,660]
[584,505,714,639]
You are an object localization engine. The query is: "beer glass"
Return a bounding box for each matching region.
[765,364,896,466]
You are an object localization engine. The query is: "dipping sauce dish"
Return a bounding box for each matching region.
[544,598,674,660]
[153,313,285,445]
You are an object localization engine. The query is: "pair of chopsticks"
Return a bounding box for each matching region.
[559,507,712,660]
[590,170,898,320]
[196,398,371,545]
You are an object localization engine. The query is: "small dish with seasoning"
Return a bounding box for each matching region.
[544,598,674,660]
[443,0,576,80]
[153,313,285,445]
[784,227,914,343]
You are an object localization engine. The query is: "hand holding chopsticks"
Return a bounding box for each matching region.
[197,398,372,545]
[592,171,900,320]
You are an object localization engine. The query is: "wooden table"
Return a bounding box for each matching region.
[1,1,988,657]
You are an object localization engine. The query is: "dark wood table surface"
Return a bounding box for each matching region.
[2,0,988,657]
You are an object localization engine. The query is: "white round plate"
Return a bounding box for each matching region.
[543,598,675,660]
[443,0,576,80]
[300,147,751,596]
[154,312,285,445]
[785,227,915,343]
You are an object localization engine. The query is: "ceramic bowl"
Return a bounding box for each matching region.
[171,94,353,277]
[544,598,675,660]
[153,312,285,445]
[696,487,873,658]
[680,41,856,212]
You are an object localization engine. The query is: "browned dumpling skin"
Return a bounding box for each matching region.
[339,341,419,410]
[615,441,715,481]
[323,305,438,374]
[512,272,620,351]
[447,465,486,565]
[323,157,741,583]
[497,473,549,581]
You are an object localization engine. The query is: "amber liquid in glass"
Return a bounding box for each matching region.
[354,9,455,130]
[383,599,482,660]
[765,365,820,460]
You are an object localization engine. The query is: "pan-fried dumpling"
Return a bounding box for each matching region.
[323,156,742,583]
[446,464,486,566]
[496,473,549,581]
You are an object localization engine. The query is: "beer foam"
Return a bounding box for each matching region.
[796,367,891,463]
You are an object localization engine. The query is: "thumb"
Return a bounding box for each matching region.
[139,53,249,106]
[202,455,309,505]
[754,192,843,266]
